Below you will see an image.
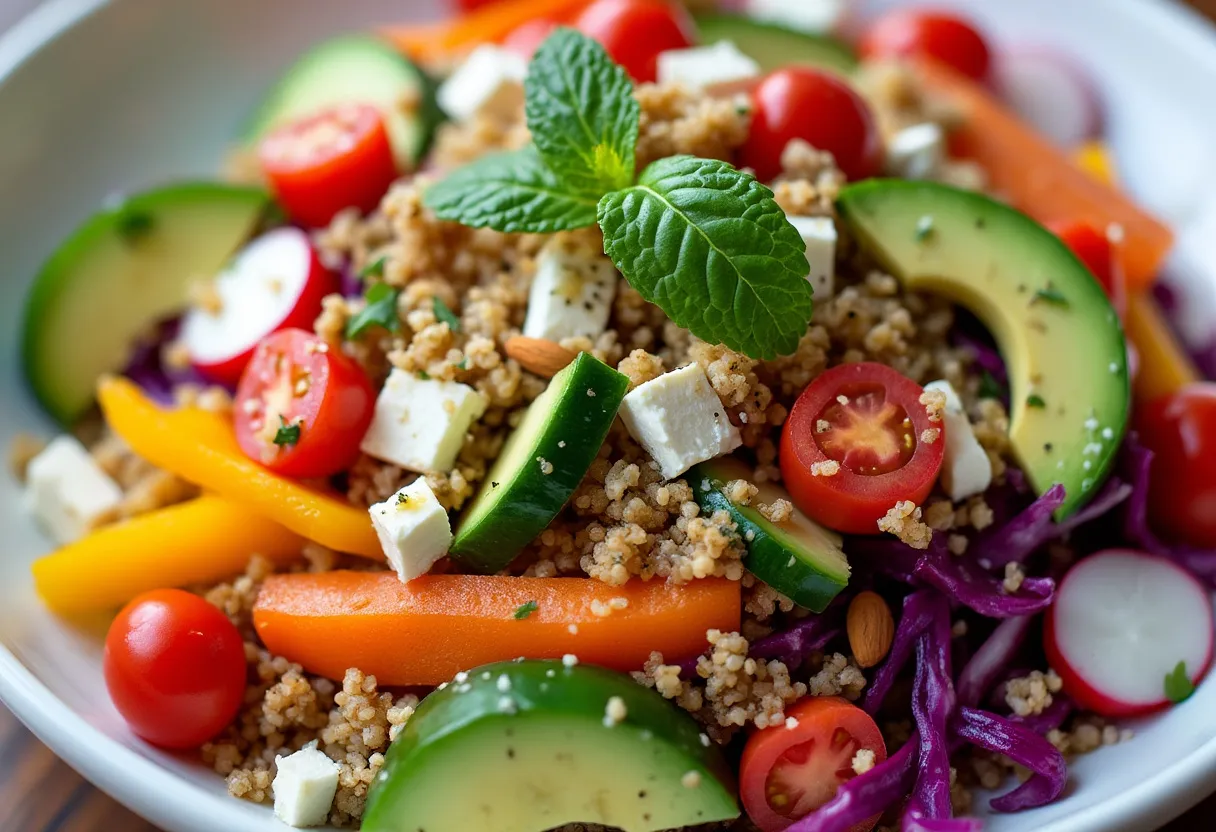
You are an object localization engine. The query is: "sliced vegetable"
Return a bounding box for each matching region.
[1073,140,1118,186]
[252,572,740,685]
[104,589,246,749]
[915,58,1173,288]
[22,183,270,424]
[693,12,858,75]
[97,377,381,558]
[1048,220,1128,319]
[780,361,945,534]
[860,9,992,81]
[385,0,594,61]
[451,353,628,573]
[995,47,1102,147]
[1137,383,1216,548]
[739,696,886,832]
[1044,549,1214,717]
[1125,293,1200,402]
[575,0,694,84]
[691,456,849,612]
[362,660,739,831]
[245,35,440,171]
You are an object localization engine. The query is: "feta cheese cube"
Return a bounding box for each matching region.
[272,743,340,828]
[24,436,122,545]
[619,364,742,480]
[370,479,452,583]
[657,41,760,90]
[360,370,487,473]
[437,44,527,122]
[523,237,618,343]
[925,380,993,502]
[747,0,847,33]
[786,215,837,298]
[885,123,946,181]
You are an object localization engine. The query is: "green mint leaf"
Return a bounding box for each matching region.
[273,416,301,447]
[1026,394,1047,409]
[346,283,402,339]
[432,296,461,331]
[525,28,639,196]
[360,255,387,280]
[424,147,599,233]
[1165,660,1196,704]
[513,600,539,620]
[598,155,813,360]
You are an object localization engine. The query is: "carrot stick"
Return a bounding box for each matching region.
[253,572,741,685]
[383,0,593,61]
[917,59,1173,290]
[32,496,304,614]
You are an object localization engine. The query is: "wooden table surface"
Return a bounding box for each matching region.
[7,0,1216,830]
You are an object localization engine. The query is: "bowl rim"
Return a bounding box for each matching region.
[4,0,1216,830]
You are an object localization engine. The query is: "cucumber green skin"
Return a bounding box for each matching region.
[21,183,270,425]
[690,464,848,613]
[451,353,628,574]
[362,660,738,831]
[244,35,443,169]
[694,12,859,75]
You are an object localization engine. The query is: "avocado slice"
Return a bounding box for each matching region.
[692,457,850,612]
[451,353,629,573]
[362,660,739,832]
[836,181,1130,518]
[21,183,271,425]
[693,12,858,75]
[245,35,442,170]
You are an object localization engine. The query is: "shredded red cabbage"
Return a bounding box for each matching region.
[956,615,1033,707]
[122,315,212,405]
[863,591,937,715]
[951,706,1067,811]
[904,593,955,827]
[1010,693,1074,736]
[913,539,1055,618]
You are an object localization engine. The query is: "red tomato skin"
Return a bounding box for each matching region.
[781,363,945,535]
[740,696,886,832]
[191,246,339,388]
[740,68,883,184]
[504,18,560,58]
[860,9,992,81]
[575,0,694,83]
[259,104,399,229]
[1048,220,1128,319]
[1137,384,1216,548]
[103,589,246,749]
[234,329,376,479]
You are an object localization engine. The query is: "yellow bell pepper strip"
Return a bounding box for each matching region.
[916,59,1173,290]
[97,377,382,559]
[1126,293,1201,403]
[383,0,593,61]
[32,495,304,614]
[1073,140,1119,187]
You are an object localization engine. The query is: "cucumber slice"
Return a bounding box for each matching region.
[691,456,850,612]
[21,183,271,425]
[694,12,859,75]
[362,660,739,832]
[245,35,441,170]
[451,353,628,573]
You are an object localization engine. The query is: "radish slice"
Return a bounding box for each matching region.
[995,47,1103,147]
[1045,549,1214,717]
[182,227,337,386]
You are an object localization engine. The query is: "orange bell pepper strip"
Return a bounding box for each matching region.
[916,59,1173,289]
[1125,293,1201,403]
[383,0,593,61]
[253,572,741,685]
[32,495,304,614]
[97,377,382,559]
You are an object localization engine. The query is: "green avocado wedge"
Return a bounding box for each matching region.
[21,183,271,425]
[691,456,850,612]
[361,660,739,832]
[837,180,1130,519]
[693,12,858,75]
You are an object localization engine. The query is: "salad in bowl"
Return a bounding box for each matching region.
[10,0,1216,830]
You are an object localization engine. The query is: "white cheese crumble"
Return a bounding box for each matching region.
[656,41,760,89]
[360,369,487,473]
[369,479,452,583]
[272,743,340,828]
[885,122,946,181]
[924,380,993,501]
[785,215,837,299]
[437,44,527,122]
[523,236,618,342]
[24,435,123,545]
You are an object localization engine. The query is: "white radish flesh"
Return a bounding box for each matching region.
[995,47,1103,147]
[1047,550,1213,715]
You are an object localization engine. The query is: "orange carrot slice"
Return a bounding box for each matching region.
[384,0,593,61]
[917,59,1173,289]
[253,572,741,685]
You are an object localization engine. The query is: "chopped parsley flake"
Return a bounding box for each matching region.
[273,416,301,447]
[1026,394,1047,409]
[513,600,539,620]
[395,492,410,507]
[359,255,387,279]
[1165,660,1196,704]
[1033,287,1069,308]
[433,296,462,331]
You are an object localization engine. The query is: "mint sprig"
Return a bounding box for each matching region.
[346,283,402,339]
[1165,660,1196,704]
[423,28,812,359]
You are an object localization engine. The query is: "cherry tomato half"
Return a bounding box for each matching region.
[740,696,887,832]
[234,328,376,479]
[860,9,992,82]
[575,0,694,83]
[104,589,246,749]
[504,18,561,59]
[741,68,883,184]
[781,362,945,534]
[1048,220,1128,320]
[1138,383,1216,548]
[259,103,399,229]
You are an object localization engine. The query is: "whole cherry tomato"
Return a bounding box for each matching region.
[1138,383,1216,548]
[575,0,694,83]
[860,9,992,81]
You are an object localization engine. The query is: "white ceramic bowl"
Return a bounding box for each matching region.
[3,1,1216,830]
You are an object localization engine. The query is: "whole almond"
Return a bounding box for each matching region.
[847,591,895,669]
[504,336,578,378]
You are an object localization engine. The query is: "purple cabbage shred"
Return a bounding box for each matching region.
[121,316,213,405]
[956,615,1033,707]
[786,733,919,832]
[951,706,1067,811]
